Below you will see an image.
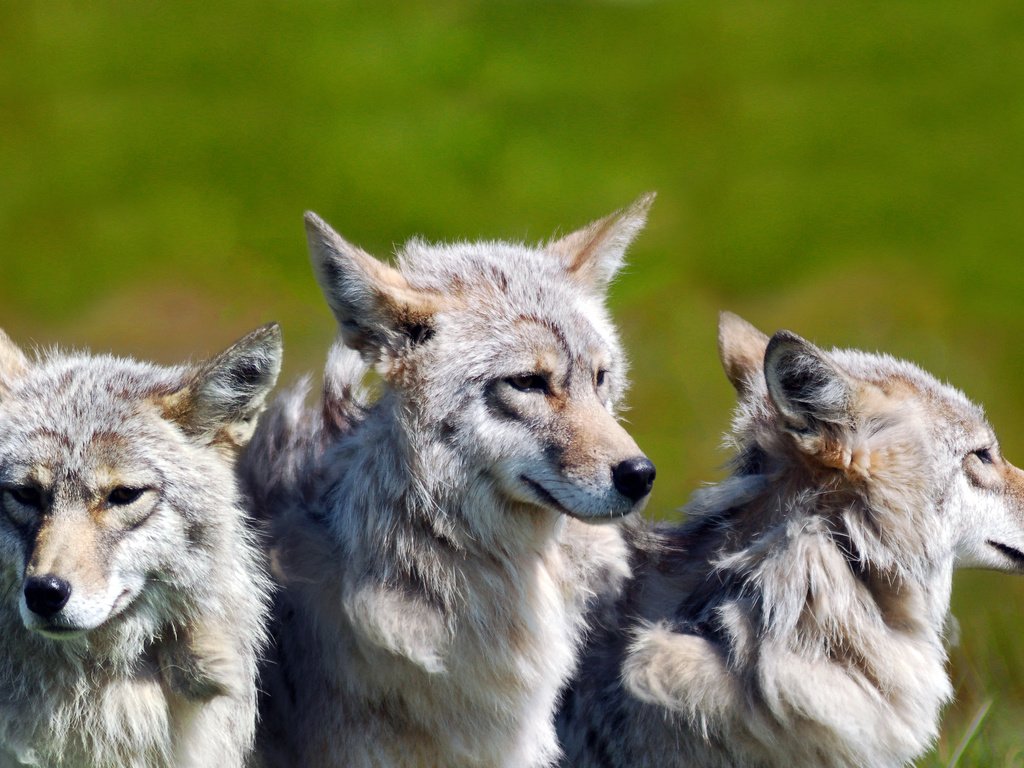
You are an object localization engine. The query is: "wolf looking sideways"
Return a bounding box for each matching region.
[559,313,1024,768]
[244,197,657,767]
[0,326,281,768]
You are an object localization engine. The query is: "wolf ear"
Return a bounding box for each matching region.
[0,329,29,399]
[162,324,283,450]
[718,312,769,397]
[764,331,854,452]
[547,192,655,293]
[305,212,444,360]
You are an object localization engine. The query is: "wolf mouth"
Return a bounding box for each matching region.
[987,540,1024,567]
[521,475,570,514]
[519,475,630,521]
[110,587,133,615]
[35,624,86,640]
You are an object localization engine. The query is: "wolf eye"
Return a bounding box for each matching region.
[595,369,609,387]
[6,486,43,509]
[1,486,42,527]
[971,448,994,465]
[107,487,145,506]
[505,374,550,394]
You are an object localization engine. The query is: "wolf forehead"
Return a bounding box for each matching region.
[832,349,987,427]
[398,239,600,304]
[0,354,186,446]
[396,239,621,346]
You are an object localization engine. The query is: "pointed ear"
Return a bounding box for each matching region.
[305,212,444,360]
[547,192,655,292]
[718,312,769,397]
[161,324,283,450]
[0,329,29,399]
[764,331,854,452]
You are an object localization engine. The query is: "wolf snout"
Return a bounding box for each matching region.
[23,575,72,618]
[612,457,656,502]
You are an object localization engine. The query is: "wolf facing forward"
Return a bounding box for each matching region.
[245,197,657,767]
[0,325,281,768]
[558,313,1024,768]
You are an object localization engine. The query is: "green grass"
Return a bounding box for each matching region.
[2,2,1024,762]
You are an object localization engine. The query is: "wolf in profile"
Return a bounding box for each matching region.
[558,313,1024,768]
[245,197,657,767]
[0,325,281,767]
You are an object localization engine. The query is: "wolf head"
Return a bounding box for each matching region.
[304,197,657,524]
[719,312,1024,577]
[0,325,282,641]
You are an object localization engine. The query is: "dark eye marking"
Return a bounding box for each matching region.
[107,487,146,506]
[5,486,44,509]
[505,374,550,394]
[987,540,1024,567]
[972,448,994,465]
[595,369,608,387]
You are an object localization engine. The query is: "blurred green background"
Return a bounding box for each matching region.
[2,2,1023,763]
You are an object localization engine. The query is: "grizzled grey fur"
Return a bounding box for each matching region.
[0,325,280,767]
[246,199,658,767]
[558,313,1024,768]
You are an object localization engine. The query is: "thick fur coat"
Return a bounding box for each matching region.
[0,326,281,768]
[558,313,1024,768]
[245,199,657,767]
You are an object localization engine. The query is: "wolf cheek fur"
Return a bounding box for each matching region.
[558,313,1024,768]
[0,325,281,768]
[248,197,657,768]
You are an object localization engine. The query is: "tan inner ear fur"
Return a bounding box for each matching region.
[149,383,245,456]
[546,193,654,288]
[373,278,452,333]
[348,241,447,315]
[306,211,454,334]
[360,276,457,372]
[550,214,622,281]
[717,312,769,396]
[316,229,456,356]
[153,386,194,425]
[795,381,918,483]
[0,329,29,395]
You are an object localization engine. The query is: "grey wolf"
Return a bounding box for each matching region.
[245,197,657,767]
[0,325,281,767]
[558,312,1024,768]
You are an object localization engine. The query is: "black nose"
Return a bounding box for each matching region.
[24,575,72,618]
[612,457,656,502]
